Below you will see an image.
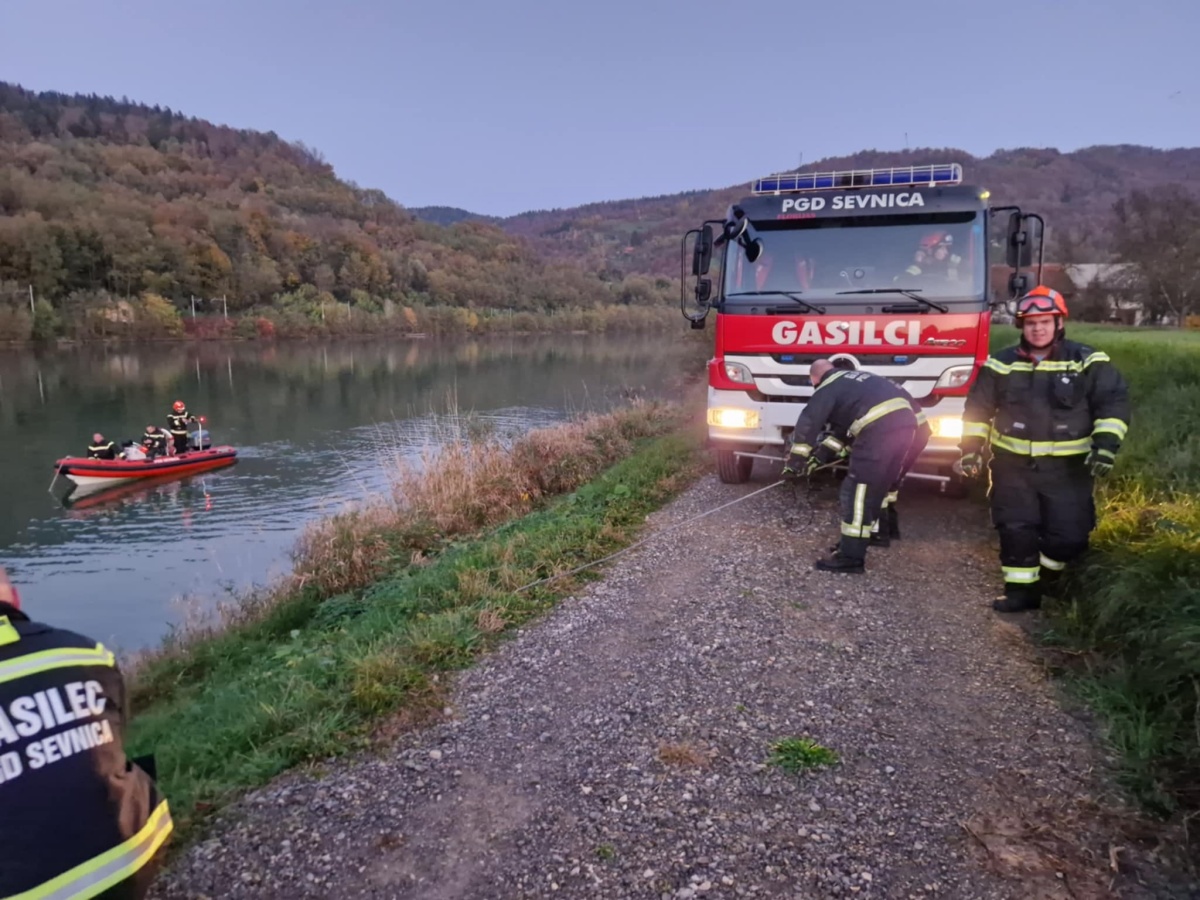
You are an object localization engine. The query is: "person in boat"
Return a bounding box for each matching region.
[86,433,118,460]
[0,565,174,899]
[142,424,169,458]
[167,400,198,455]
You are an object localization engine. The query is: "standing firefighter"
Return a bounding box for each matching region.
[783,359,919,574]
[167,400,197,455]
[957,286,1131,612]
[0,566,172,898]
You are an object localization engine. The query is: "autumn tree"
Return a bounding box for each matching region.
[1111,188,1200,324]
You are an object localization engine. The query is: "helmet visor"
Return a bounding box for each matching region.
[1016,294,1061,317]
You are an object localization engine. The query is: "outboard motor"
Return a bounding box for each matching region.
[188,429,212,451]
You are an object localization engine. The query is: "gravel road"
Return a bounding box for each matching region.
[150,467,1195,900]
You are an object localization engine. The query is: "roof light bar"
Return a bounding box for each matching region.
[752,163,963,195]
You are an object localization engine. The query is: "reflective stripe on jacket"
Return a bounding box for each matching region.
[0,606,171,898]
[960,339,1131,459]
[792,369,919,454]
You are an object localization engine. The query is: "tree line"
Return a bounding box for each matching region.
[0,83,678,342]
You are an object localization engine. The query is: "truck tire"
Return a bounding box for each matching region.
[716,447,754,484]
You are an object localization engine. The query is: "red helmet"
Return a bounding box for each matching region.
[172,400,186,412]
[1015,285,1068,319]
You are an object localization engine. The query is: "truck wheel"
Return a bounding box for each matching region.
[716,448,754,484]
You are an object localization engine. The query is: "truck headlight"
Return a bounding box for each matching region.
[707,408,761,429]
[932,416,963,439]
[722,361,754,384]
[935,365,974,390]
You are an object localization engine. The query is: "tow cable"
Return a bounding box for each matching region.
[515,460,840,595]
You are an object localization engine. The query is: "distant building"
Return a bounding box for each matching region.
[1064,264,1144,325]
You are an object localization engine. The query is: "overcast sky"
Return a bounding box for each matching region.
[2,0,1197,217]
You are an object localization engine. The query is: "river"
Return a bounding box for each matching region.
[0,335,700,654]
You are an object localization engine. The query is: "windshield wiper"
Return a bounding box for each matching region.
[834,288,948,313]
[726,291,826,315]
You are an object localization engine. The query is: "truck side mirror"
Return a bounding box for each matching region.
[1006,212,1033,269]
[692,225,714,276]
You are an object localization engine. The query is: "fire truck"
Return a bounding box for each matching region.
[681,162,1044,494]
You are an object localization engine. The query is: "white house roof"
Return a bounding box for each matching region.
[1065,263,1135,286]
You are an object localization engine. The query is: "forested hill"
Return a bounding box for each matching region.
[0,83,671,341]
[499,146,1200,279]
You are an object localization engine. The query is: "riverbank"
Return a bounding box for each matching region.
[148,459,1196,899]
[126,401,710,843]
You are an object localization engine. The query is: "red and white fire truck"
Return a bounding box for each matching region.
[681,162,1043,493]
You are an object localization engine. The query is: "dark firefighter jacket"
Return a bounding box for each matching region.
[87,439,117,460]
[0,603,172,898]
[960,339,1131,459]
[167,412,194,435]
[143,429,168,453]
[792,369,919,456]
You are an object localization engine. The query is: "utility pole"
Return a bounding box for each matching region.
[222,294,227,319]
[191,295,196,318]
[29,284,35,316]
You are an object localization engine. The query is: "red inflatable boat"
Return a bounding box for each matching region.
[53,446,238,490]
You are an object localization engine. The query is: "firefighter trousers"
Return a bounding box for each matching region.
[874,422,931,536]
[839,420,917,560]
[988,452,1096,588]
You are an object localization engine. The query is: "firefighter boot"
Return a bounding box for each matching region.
[816,537,867,575]
[992,582,1042,613]
[1038,567,1064,600]
[869,520,890,548]
[886,504,901,539]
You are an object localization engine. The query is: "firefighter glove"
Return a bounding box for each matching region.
[956,452,983,479]
[813,433,848,467]
[782,442,813,480]
[1086,447,1116,477]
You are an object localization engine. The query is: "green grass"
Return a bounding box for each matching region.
[767,737,840,773]
[989,322,1200,815]
[126,427,707,842]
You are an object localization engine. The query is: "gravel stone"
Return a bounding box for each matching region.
[149,474,1196,899]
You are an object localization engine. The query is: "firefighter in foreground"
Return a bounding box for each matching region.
[783,359,919,574]
[957,286,1131,612]
[0,565,172,899]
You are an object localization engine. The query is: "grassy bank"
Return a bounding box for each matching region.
[989,323,1200,816]
[125,403,708,841]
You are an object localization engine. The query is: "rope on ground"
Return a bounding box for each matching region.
[514,459,843,595]
[514,479,788,595]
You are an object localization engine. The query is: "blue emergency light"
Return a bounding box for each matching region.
[752,163,963,195]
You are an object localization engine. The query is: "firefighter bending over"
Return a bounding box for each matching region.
[0,566,173,898]
[822,359,930,548]
[783,359,920,574]
[957,286,1131,612]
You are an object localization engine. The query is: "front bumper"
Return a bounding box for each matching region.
[706,387,966,465]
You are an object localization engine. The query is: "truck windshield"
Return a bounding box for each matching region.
[723,211,984,305]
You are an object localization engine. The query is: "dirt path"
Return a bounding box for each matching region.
[151,469,1191,900]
